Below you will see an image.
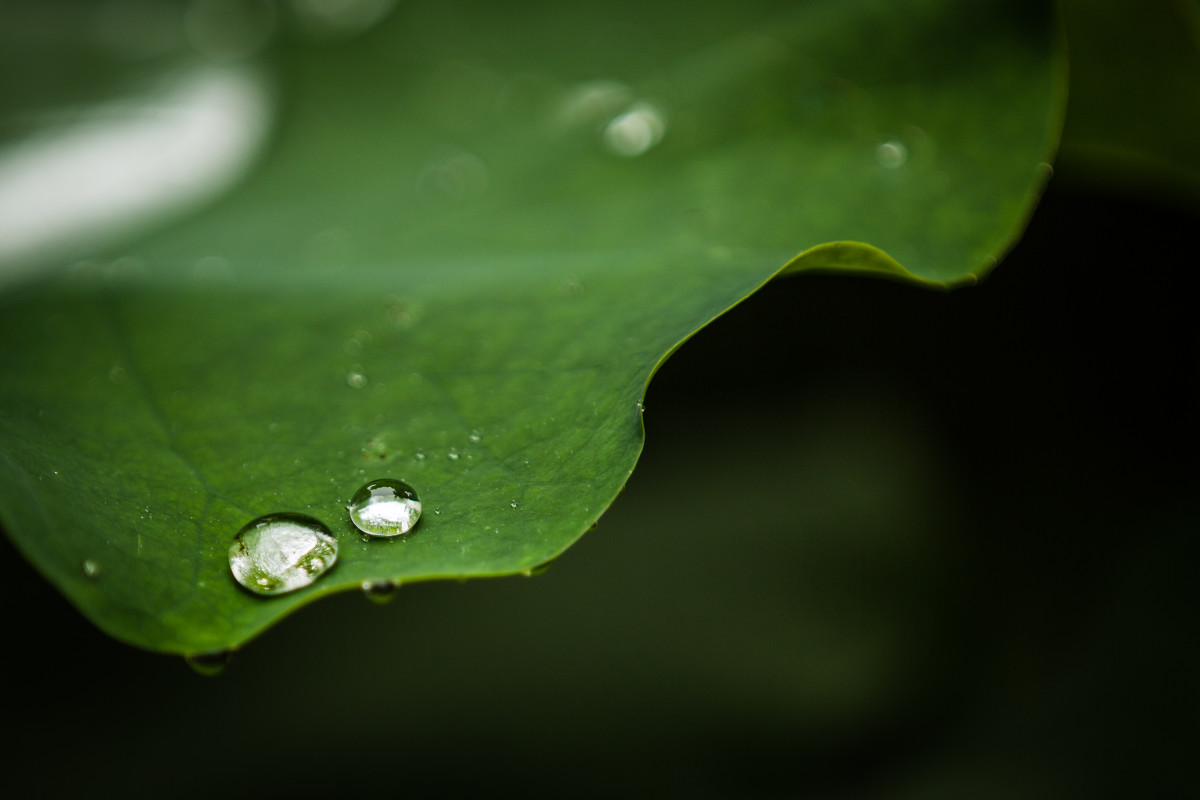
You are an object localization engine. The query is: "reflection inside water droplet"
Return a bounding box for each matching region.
[348,478,422,537]
[228,512,338,596]
[361,579,399,604]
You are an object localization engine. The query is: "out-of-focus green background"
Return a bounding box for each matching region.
[6,180,1196,796]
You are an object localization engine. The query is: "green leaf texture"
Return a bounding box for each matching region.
[0,0,1059,654]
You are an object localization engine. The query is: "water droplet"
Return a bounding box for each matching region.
[108,365,127,384]
[228,513,338,596]
[447,448,459,461]
[509,500,518,509]
[186,650,234,677]
[433,508,441,515]
[875,139,907,169]
[348,478,422,538]
[361,579,400,604]
[468,430,482,444]
[347,371,367,389]
[414,449,426,461]
[521,560,554,578]
[81,559,100,579]
[604,102,666,157]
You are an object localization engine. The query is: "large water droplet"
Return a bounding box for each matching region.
[228,512,338,595]
[186,650,234,677]
[348,478,422,538]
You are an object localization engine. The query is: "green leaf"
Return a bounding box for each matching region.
[0,0,1060,654]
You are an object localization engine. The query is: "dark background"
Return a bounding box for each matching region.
[4,180,1196,797]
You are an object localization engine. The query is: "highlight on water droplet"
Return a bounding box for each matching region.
[347,370,367,389]
[348,478,422,538]
[186,649,234,677]
[228,512,338,596]
[604,102,666,157]
[361,579,400,604]
[447,448,459,461]
[875,139,907,169]
[468,430,482,444]
[81,559,100,579]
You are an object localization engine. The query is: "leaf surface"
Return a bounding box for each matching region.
[0,0,1059,654]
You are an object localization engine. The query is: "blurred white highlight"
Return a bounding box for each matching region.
[0,67,270,279]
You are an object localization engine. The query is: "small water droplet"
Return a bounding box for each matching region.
[348,478,422,538]
[522,560,554,578]
[509,500,518,509]
[447,448,459,461]
[81,559,100,579]
[468,430,482,444]
[433,508,441,515]
[875,139,907,169]
[347,371,367,389]
[604,102,666,157]
[361,579,400,604]
[228,513,338,596]
[414,449,426,461]
[108,365,127,384]
[186,650,234,677]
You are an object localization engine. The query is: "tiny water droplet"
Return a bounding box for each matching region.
[108,365,127,384]
[414,449,426,461]
[447,448,459,461]
[361,579,400,604]
[348,478,422,537]
[510,500,518,509]
[347,371,367,389]
[433,508,441,515]
[81,559,100,579]
[468,430,482,444]
[228,513,338,596]
[186,650,234,677]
